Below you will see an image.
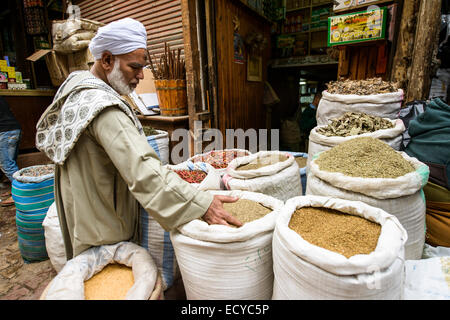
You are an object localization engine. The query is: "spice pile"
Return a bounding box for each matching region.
[295,157,307,168]
[237,154,288,171]
[18,164,54,177]
[326,78,399,95]
[193,150,250,169]
[315,137,415,178]
[174,169,207,184]
[222,199,272,226]
[317,112,394,137]
[289,206,381,258]
[84,263,134,300]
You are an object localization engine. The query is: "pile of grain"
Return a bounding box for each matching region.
[84,263,134,300]
[315,137,415,178]
[237,154,288,171]
[18,164,54,177]
[326,78,399,95]
[289,206,381,258]
[295,157,307,168]
[143,126,159,136]
[222,199,272,226]
[316,112,394,137]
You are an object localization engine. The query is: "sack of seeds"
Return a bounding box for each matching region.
[306,137,430,260]
[272,195,407,300]
[44,241,159,300]
[223,151,302,202]
[165,161,221,190]
[170,190,284,300]
[307,116,406,170]
[316,87,404,127]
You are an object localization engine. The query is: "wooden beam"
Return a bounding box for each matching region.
[181,0,202,156]
[390,0,420,91]
[406,0,442,102]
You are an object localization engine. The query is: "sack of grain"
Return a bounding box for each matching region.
[222,151,302,202]
[170,190,284,300]
[139,162,220,292]
[283,151,308,195]
[306,137,430,260]
[44,241,160,300]
[272,195,407,300]
[42,202,66,272]
[188,149,252,177]
[316,85,403,127]
[307,116,405,170]
[165,161,221,190]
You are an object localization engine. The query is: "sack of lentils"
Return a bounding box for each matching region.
[306,137,429,260]
[43,241,162,300]
[272,195,407,300]
[170,190,284,300]
[165,161,221,190]
[223,151,302,202]
[317,78,403,127]
[307,112,406,171]
[188,149,252,176]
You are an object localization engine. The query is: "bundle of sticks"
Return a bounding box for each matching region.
[148,42,186,80]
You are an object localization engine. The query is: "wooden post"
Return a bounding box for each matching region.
[181,0,202,156]
[390,0,420,91]
[406,0,442,103]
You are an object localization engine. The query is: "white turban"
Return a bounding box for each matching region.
[89,18,147,59]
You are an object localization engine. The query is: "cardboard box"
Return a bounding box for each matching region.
[27,48,94,87]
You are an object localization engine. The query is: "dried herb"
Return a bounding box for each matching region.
[174,170,207,184]
[317,112,394,137]
[143,126,159,136]
[237,154,288,171]
[326,78,399,95]
[289,206,381,258]
[315,137,415,178]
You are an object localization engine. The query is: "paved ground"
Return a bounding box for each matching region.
[0,180,56,300]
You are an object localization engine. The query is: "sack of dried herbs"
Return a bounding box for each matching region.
[170,190,284,300]
[272,195,407,300]
[316,79,403,127]
[306,137,430,260]
[306,114,406,170]
[223,151,302,202]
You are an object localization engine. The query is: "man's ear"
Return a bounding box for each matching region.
[100,51,115,71]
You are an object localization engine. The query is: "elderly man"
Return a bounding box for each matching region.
[36,18,241,260]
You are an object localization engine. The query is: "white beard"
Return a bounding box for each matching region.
[107,59,133,95]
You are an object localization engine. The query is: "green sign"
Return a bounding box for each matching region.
[327,7,387,46]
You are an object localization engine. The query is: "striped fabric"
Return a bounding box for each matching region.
[12,176,54,263]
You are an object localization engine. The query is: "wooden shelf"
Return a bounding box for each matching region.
[0,89,56,97]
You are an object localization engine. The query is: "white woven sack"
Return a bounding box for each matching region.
[188,149,252,176]
[170,190,284,300]
[223,151,302,202]
[272,195,407,300]
[404,256,450,300]
[165,161,221,190]
[147,130,169,165]
[307,151,429,260]
[316,89,404,126]
[44,241,158,300]
[306,118,405,170]
[42,202,67,273]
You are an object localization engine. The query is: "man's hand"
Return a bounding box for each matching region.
[202,195,243,227]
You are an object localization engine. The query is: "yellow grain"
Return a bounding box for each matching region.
[84,263,134,300]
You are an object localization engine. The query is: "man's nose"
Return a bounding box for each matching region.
[136,68,144,80]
